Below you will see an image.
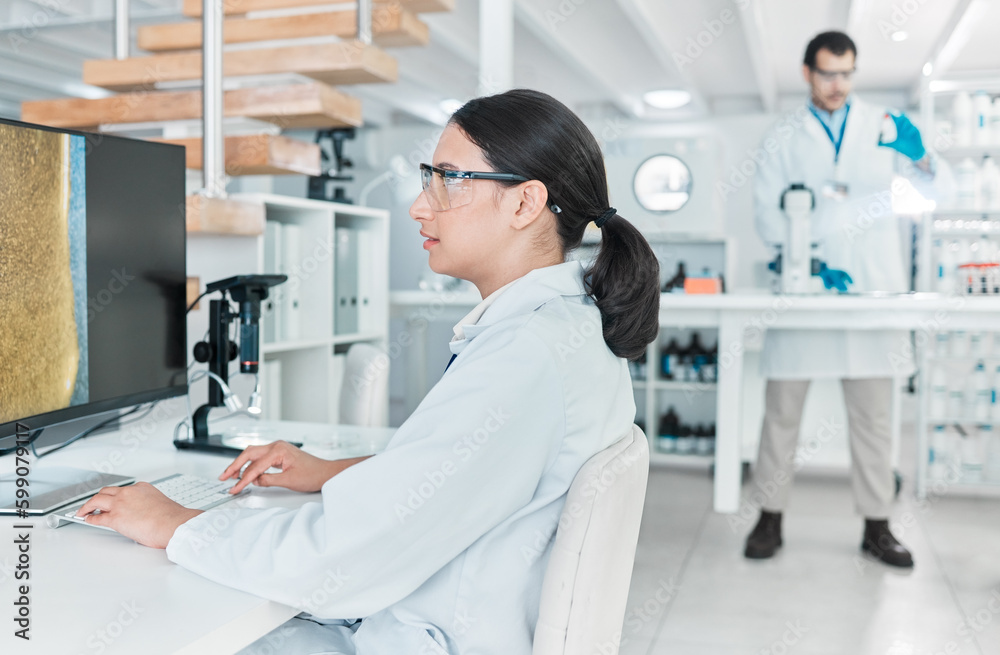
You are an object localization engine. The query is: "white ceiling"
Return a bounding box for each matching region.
[0,0,998,126]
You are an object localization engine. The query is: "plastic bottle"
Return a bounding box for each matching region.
[971,331,984,356]
[992,97,1000,147]
[674,339,690,382]
[705,341,719,383]
[663,262,687,293]
[660,339,680,380]
[982,156,1000,209]
[992,364,1000,423]
[955,158,979,208]
[984,425,1000,482]
[930,366,948,419]
[953,91,973,147]
[937,241,957,294]
[657,407,680,453]
[695,425,713,455]
[948,378,965,418]
[629,348,647,380]
[973,91,992,147]
[961,427,984,483]
[934,331,951,356]
[676,424,695,455]
[957,238,973,268]
[930,425,948,480]
[688,333,708,382]
[952,330,969,357]
[973,361,991,421]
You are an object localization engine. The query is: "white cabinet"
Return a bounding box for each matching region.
[187,193,390,426]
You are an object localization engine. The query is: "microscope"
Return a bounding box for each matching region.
[174,275,287,455]
[768,183,823,294]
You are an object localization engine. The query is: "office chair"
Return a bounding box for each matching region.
[338,343,388,427]
[533,424,650,655]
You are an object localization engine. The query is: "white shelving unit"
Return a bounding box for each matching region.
[635,305,721,467]
[914,72,1000,497]
[187,193,390,426]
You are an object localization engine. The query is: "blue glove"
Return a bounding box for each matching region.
[816,263,853,293]
[878,112,926,162]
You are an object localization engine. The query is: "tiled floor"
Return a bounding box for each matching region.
[622,465,1000,655]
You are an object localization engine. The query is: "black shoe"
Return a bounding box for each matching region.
[744,510,782,559]
[861,519,914,568]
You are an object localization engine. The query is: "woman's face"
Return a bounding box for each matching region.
[409,124,516,284]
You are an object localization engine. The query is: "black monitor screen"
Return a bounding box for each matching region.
[0,118,187,437]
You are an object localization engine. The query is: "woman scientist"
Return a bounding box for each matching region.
[76,89,661,654]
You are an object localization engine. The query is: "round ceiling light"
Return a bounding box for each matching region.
[643,89,692,110]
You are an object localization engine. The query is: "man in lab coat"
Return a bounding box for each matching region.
[745,31,946,567]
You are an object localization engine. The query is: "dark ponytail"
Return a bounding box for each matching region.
[450,89,659,361]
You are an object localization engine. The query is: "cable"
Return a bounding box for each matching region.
[174,368,252,442]
[32,403,157,459]
[0,428,46,457]
[186,289,210,314]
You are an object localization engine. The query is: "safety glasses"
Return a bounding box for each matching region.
[812,67,855,83]
[419,163,528,211]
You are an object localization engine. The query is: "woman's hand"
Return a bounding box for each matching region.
[75,483,202,549]
[219,441,368,494]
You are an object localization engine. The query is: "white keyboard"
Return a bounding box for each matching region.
[48,473,243,531]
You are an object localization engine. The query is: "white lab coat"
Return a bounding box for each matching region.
[166,261,636,654]
[754,96,948,379]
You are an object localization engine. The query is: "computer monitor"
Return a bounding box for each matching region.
[0,117,188,447]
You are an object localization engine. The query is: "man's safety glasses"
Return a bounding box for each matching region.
[812,67,855,83]
[419,163,528,211]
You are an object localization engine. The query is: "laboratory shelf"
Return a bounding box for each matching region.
[931,210,1000,219]
[649,451,715,466]
[261,338,334,354]
[923,481,1000,497]
[331,331,385,346]
[936,147,1000,161]
[923,417,999,425]
[635,380,717,391]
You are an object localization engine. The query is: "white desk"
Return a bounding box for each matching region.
[392,290,1000,513]
[0,416,394,655]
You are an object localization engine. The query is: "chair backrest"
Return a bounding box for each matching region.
[338,343,388,427]
[533,424,650,655]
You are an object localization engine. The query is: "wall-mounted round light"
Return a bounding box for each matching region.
[891,31,908,42]
[633,154,692,213]
[923,62,934,76]
[642,89,692,110]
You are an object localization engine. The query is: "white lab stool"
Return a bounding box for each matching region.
[533,424,650,655]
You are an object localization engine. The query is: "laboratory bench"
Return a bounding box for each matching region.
[391,289,1000,512]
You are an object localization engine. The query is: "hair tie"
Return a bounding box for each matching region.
[594,207,617,228]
